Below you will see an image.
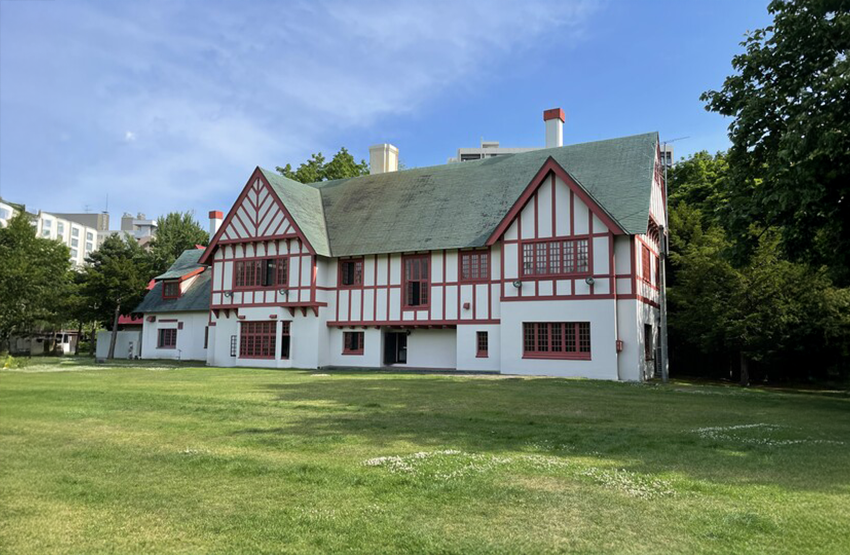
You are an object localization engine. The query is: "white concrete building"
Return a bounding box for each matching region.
[33,211,101,266]
[448,108,566,163]
[135,111,667,380]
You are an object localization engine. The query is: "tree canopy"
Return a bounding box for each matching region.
[701,0,850,284]
[276,147,369,183]
[148,212,209,276]
[0,213,74,349]
[80,234,152,358]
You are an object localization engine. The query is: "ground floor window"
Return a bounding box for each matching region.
[644,324,654,360]
[158,328,177,349]
[523,322,591,359]
[280,322,290,359]
[343,331,364,355]
[240,321,276,359]
[204,326,209,349]
[476,331,488,358]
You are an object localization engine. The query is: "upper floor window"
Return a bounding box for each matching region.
[642,245,652,283]
[86,231,94,241]
[523,322,591,360]
[57,222,64,236]
[460,250,489,282]
[43,219,52,228]
[521,239,588,277]
[234,258,288,289]
[403,254,429,308]
[71,227,79,237]
[340,258,363,287]
[162,281,180,299]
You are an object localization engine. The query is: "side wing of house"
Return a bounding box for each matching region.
[207,170,320,312]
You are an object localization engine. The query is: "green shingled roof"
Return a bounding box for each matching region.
[153,248,206,280]
[134,249,211,314]
[257,132,657,258]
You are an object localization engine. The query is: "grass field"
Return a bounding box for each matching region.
[1,358,848,554]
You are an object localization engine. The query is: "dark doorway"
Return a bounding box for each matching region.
[384,332,408,365]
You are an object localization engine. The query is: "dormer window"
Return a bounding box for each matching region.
[162,281,180,299]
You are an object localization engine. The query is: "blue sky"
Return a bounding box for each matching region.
[0,0,772,222]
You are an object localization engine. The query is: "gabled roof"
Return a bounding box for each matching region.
[153,248,206,280]
[134,249,211,314]
[205,132,658,260]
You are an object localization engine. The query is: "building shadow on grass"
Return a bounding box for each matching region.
[233,374,850,492]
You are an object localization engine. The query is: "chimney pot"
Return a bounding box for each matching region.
[369,144,399,175]
[543,108,565,148]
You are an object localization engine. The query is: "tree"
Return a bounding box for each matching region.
[701,0,850,284]
[0,213,74,352]
[276,147,369,183]
[148,212,209,276]
[79,234,151,359]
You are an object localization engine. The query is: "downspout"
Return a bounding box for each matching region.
[660,143,671,383]
[612,232,621,381]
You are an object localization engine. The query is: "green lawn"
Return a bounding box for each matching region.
[1,358,848,555]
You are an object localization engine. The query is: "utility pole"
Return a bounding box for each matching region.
[658,137,687,383]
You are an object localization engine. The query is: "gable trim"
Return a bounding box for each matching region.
[485,157,628,246]
[199,168,317,265]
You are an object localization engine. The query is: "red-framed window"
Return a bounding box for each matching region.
[239,321,276,359]
[476,331,488,358]
[460,250,490,282]
[403,254,430,308]
[162,281,180,299]
[522,322,591,359]
[641,245,652,283]
[157,328,177,349]
[339,258,364,288]
[521,238,589,277]
[234,258,288,289]
[280,322,290,359]
[343,331,364,355]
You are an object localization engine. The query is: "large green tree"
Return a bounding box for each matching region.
[80,234,151,359]
[148,212,209,276]
[276,147,369,183]
[701,0,850,283]
[0,213,74,351]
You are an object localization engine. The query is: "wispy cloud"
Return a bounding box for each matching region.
[0,0,598,217]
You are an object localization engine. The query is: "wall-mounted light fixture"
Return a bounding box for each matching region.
[512,280,522,289]
[278,288,289,296]
[585,277,595,286]
[223,291,233,298]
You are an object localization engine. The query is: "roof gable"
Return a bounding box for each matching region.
[135,248,211,314]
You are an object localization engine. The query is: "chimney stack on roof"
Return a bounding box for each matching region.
[209,210,223,239]
[369,143,399,175]
[543,108,565,148]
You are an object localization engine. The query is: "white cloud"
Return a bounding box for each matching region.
[0,0,599,216]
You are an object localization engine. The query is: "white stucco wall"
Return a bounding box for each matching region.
[499,299,620,380]
[96,330,142,359]
[456,324,501,372]
[394,328,457,369]
[141,312,209,361]
[325,327,384,368]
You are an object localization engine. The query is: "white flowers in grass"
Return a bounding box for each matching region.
[692,423,845,446]
[362,450,674,499]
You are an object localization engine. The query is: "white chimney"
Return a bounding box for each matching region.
[209,210,223,239]
[369,143,399,175]
[544,108,565,148]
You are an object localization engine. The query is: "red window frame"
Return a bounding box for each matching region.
[280,322,290,359]
[520,238,589,278]
[342,331,364,355]
[642,245,652,284]
[476,331,488,358]
[239,321,276,359]
[233,257,289,290]
[460,250,490,282]
[402,254,430,309]
[339,258,364,288]
[157,328,177,349]
[162,281,180,299]
[522,322,591,360]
